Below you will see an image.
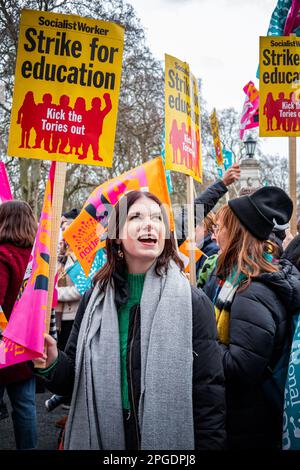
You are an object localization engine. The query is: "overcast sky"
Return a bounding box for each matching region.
[129,0,290,159]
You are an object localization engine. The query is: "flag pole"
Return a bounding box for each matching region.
[289,136,297,235]
[289,34,298,235]
[186,175,196,286]
[45,162,67,334]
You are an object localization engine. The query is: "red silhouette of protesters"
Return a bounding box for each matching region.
[79,93,112,161]
[17,91,36,148]
[263,92,276,131]
[185,125,194,170]
[33,93,52,151]
[194,128,201,178]
[275,92,286,131]
[69,97,86,156]
[50,95,72,154]
[287,92,297,132]
[169,119,181,164]
[178,123,188,165]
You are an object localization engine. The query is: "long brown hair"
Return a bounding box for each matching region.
[216,205,278,286]
[0,200,37,248]
[93,191,183,290]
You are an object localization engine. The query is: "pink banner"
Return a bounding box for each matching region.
[0,162,55,367]
[284,0,300,35]
[240,81,259,139]
[0,162,13,202]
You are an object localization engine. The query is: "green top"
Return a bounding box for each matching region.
[118,272,145,411]
[197,254,218,289]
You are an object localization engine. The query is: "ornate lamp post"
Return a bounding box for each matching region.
[239,135,260,194]
[244,135,257,159]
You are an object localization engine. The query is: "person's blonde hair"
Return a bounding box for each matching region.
[216,205,279,287]
[204,212,215,235]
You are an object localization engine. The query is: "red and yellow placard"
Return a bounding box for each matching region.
[165,54,202,182]
[8,9,124,166]
[259,36,300,137]
[210,109,223,166]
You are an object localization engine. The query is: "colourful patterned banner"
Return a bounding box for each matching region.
[268,0,300,37]
[0,162,55,367]
[178,239,203,273]
[240,81,259,140]
[64,157,172,275]
[283,313,300,449]
[67,249,106,295]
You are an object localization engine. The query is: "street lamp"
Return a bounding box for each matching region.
[244,135,257,159]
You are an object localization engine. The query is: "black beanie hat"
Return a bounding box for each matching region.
[62,208,79,220]
[228,186,293,241]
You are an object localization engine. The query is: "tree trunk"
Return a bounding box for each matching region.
[19,159,41,215]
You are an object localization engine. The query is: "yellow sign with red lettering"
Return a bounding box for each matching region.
[8,9,124,166]
[259,36,300,137]
[210,109,223,166]
[165,54,202,182]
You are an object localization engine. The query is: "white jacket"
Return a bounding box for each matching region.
[56,255,81,321]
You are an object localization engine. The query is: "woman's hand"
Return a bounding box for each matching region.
[33,333,58,369]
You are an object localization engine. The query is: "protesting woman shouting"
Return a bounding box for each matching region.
[34,190,226,450]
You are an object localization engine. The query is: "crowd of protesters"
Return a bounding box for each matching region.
[1,163,300,451]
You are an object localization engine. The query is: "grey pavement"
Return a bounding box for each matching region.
[0,387,67,450]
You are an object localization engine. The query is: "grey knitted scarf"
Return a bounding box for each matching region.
[64,260,194,450]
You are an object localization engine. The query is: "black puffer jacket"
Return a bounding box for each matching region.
[205,260,300,449]
[194,180,228,219]
[42,277,226,450]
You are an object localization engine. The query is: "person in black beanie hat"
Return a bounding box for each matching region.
[228,186,293,241]
[201,186,300,450]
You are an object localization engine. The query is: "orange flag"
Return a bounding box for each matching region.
[0,307,7,332]
[64,157,173,275]
[179,240,204,273]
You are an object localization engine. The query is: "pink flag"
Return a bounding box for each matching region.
[0,162,13,202]
[0,162,55,368]
[240,81,259,139]
[284,0,300,35]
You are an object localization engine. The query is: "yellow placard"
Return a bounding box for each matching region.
[8,9,124,166]
[210,109,223,166]
[165,54,202,182]
[259,36,300,137]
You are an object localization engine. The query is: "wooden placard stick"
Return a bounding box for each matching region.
[45,161,67,334]
[289,136,297,235]
[186,175,196,286]
[288,33,297,236]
